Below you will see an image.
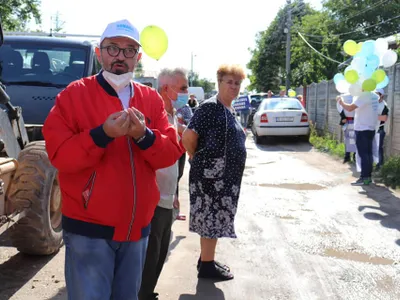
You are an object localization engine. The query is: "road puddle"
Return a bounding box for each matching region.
[258,183,326,191]
[245,165,256,169]
[278,215,297,220]
[323,248,395,265]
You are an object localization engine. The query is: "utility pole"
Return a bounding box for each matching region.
[190,52,194,87]
[285,0,292,93]
[190,52,196,87]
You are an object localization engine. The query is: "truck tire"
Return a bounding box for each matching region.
[8,141,62,255]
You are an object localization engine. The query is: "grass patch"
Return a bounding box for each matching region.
[379,156,400,189]
[309,122,345,158]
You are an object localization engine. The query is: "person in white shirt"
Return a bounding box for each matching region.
[139,68,188,300]
[337,91,380,186]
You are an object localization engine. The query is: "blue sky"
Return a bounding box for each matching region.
[29,0,323,84]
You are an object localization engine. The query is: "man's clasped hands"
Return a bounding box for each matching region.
[103,107,146,140]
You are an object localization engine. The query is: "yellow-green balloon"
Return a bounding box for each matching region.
[343,40,358,56]
[140,25,168,60]
[288,90,296,97]
[345,70,359,84]
[356,42,363,53]
[362,79,377,92]
[372,69,386,83]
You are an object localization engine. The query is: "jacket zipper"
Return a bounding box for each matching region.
[121,83,137,241]
[82,171,97,209]
[126,137,137,240]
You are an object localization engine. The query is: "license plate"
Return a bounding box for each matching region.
[276,117,294,122]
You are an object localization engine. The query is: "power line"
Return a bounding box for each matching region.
[297,32,347,65]
[298,14,400,38]
[346,0,391,22]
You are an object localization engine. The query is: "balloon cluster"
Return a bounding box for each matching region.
[140,25,168,60]
[334,38,398,96]
[288,89,296,97]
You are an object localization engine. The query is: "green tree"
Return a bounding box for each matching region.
[248,0,400,90]
[247,0,309,92]
[0,0,41,31]
[52,11,65,33]
[191,72,215,93]
[135,61,144,77]
[322,0,400,40]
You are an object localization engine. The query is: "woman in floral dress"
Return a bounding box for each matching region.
[182,64,247,280]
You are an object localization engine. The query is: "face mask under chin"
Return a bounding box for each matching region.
[102,70,134,92]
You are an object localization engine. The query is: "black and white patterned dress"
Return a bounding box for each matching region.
[187,96,247,239]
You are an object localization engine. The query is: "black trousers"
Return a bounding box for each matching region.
[139,206,173,300]
[176,152,186,198]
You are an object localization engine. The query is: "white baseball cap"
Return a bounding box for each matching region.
[100,19,141,46]
[375,88,385,96]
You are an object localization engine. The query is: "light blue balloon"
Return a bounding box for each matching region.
[361,40,376,57]
[353,52,364,59]
[376,76,389,88]
[362,66,375,79]
[366,54,380,70]
[333,73,345,85]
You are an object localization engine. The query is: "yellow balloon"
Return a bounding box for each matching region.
[343,40,358,56]
[372,69,386,83]
[362,79,377,92]
[288,90,296,97]
[356,42,363,53]
[344,70,359,84]
[140,25,168,60]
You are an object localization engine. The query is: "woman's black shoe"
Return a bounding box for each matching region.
[198,261,234,281]
[197,257,230,272]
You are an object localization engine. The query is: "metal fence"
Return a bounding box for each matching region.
[298,63,400,158]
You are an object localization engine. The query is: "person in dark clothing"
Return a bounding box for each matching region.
[375,88,389,171]
[188,94,199,113]
[338,94,356,163]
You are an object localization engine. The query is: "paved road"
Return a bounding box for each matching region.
[1,136,400,300]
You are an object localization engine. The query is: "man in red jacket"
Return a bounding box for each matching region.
[42,19,182,300]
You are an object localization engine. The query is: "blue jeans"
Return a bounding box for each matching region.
[63,230,148,300]
[240,111,250,128]
[355,130,375,179]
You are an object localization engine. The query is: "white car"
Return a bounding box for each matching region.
[251,97,310,143]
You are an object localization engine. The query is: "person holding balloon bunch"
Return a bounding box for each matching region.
[333,36,397,185]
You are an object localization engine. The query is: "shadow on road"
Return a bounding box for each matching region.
[178,280,225,300]
[165,231,186,263]
[0,229,57,299]
[252,135,313,153]
[48,287,67,300]
[358,184,400,245]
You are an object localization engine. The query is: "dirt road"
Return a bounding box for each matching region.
[1,136,400,300]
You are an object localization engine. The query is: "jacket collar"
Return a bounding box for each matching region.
[96,70,119,98]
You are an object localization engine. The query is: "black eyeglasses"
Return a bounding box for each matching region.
[100,45,139,58]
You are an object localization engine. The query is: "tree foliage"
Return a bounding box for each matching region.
[189,72,215,93]
[0,0,41,31]
[135,61,144,77]
[248,0,400,92]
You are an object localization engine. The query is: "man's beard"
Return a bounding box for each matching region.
[111,61,129,75]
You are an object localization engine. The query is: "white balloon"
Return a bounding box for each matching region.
[336,80,350,93]
[351,56,366,71]
[375,38,389,56]
[349,83,362,97]
[382,50,398,68]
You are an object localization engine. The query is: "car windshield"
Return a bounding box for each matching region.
[264,98,303,110]
[0,42,88,87]
[250,94,268,107]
